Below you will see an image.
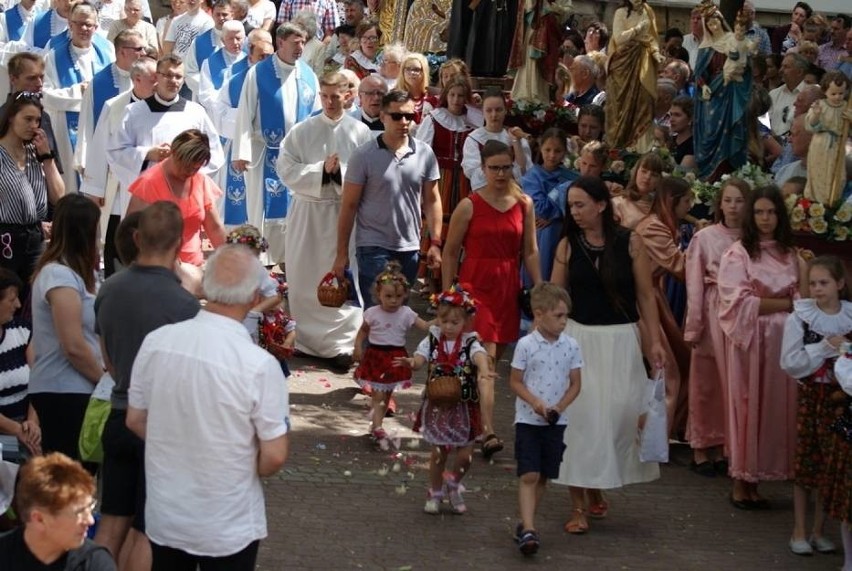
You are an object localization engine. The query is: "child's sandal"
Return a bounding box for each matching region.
[517,529,540,556]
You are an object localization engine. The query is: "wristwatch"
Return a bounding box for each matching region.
[36,151,55,163]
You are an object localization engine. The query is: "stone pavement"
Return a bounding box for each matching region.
[257,299,842,570]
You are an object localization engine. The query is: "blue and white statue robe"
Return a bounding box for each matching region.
[210,55,250,226]
[22,7,65,51]
[74,62,130,172]
[232,55,320,264]
[43,32,114,194]
[276,112,373,358]
[0,2,40,100]
[520,164,576,287]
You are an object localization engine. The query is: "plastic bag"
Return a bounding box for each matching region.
[639,371,668,463]
[78,374,115,464]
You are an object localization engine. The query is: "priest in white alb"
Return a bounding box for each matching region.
[232,22,320,265]
[73,30,145,176]
[42,2,114,194]
[80,57,157,277]
[197,20,245,114]
[211,28,273,227]
[276,71,372,359]
[106,54,223,195]
[21,0,70,51]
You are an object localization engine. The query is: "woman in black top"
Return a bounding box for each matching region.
[550,176,665,535]
[0,93,64,307]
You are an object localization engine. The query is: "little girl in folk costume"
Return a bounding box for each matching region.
[396,282,492,515]
[354,262,431,446]
[780,255,852,556]
[804,71,852,205]
[226,225,294,374]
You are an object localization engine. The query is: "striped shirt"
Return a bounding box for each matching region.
[0,319,31,422]
[0,145,48,225]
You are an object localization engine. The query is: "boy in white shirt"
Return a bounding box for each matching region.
[509,283,582,557]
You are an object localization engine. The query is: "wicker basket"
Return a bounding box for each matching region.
[317,272,350,308]
[426,375,462,408]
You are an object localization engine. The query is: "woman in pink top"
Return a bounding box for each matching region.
[683,178,749,476]
[127,130,226,266]
[718,185,808,509]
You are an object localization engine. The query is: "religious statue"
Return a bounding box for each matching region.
[446,0,519,77]
[404,0,452,54]
[605,0,665,152]
[507,0,572,103]
[693,4,751,181]
[804,71,852,205]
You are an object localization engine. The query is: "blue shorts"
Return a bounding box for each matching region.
[514,423,567,479]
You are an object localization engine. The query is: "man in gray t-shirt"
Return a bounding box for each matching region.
[332,90,442,309]
[93,202,199,568]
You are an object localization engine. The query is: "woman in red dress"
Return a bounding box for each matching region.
[442,140,541,458]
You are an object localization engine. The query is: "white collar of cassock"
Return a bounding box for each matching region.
[319,112,345,126]
[154,92,180,106]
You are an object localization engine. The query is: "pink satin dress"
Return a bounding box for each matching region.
[683,224,739,451]
[718,240,800,482]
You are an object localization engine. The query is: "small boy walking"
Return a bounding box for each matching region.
[509,283,582,556]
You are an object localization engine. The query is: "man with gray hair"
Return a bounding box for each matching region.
[769,52,808,136]
[127,244,290,570]
[232,22,320,264]
[565,54,599,106]
[662,59,692,97]
[197,19,246,113]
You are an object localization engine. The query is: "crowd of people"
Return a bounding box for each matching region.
[0,0,850,567]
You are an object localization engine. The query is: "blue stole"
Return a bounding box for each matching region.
[256,58,317,219]
[222,66,252,225]
[193,28,217,66]
[52,34,112,151]
[5,4,32,41]
[91,64,120,127]
[205,48,240,90]
[31,8,57,48]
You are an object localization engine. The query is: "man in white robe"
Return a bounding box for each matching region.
[210,29,272,225]
[182,0,232,100]
[0,0,39,101]
[197,20,244,115]
[42,2,115,194]
[107,54,223,194]
[74,29,145,175]
[81,56,157,277]
[21,0,70,51]
[277,71,372,359]
[232,22,320,265]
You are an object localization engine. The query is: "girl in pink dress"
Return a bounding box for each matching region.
[353,262,431,447]
[683,179,749,475]
[611,152,664,231]
[719,185,808,509]
[780,256,852,555]
[442,140,540,459]
[634,177,693,439]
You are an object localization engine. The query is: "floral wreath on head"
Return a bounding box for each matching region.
[431,280,478,315]
[375,269,410,290]
[226,225,269,253]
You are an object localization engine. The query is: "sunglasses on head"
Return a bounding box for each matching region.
[387,112,415,121]
[15,91,42,101]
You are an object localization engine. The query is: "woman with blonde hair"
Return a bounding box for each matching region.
[396,51,435,124]
[126,129,226,266]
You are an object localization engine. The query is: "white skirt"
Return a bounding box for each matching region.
[553,321,660,489]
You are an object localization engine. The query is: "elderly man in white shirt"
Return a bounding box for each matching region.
[769,52,808,137]
[127,244,290,570]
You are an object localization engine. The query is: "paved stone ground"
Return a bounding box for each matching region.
[257,297,843,570]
